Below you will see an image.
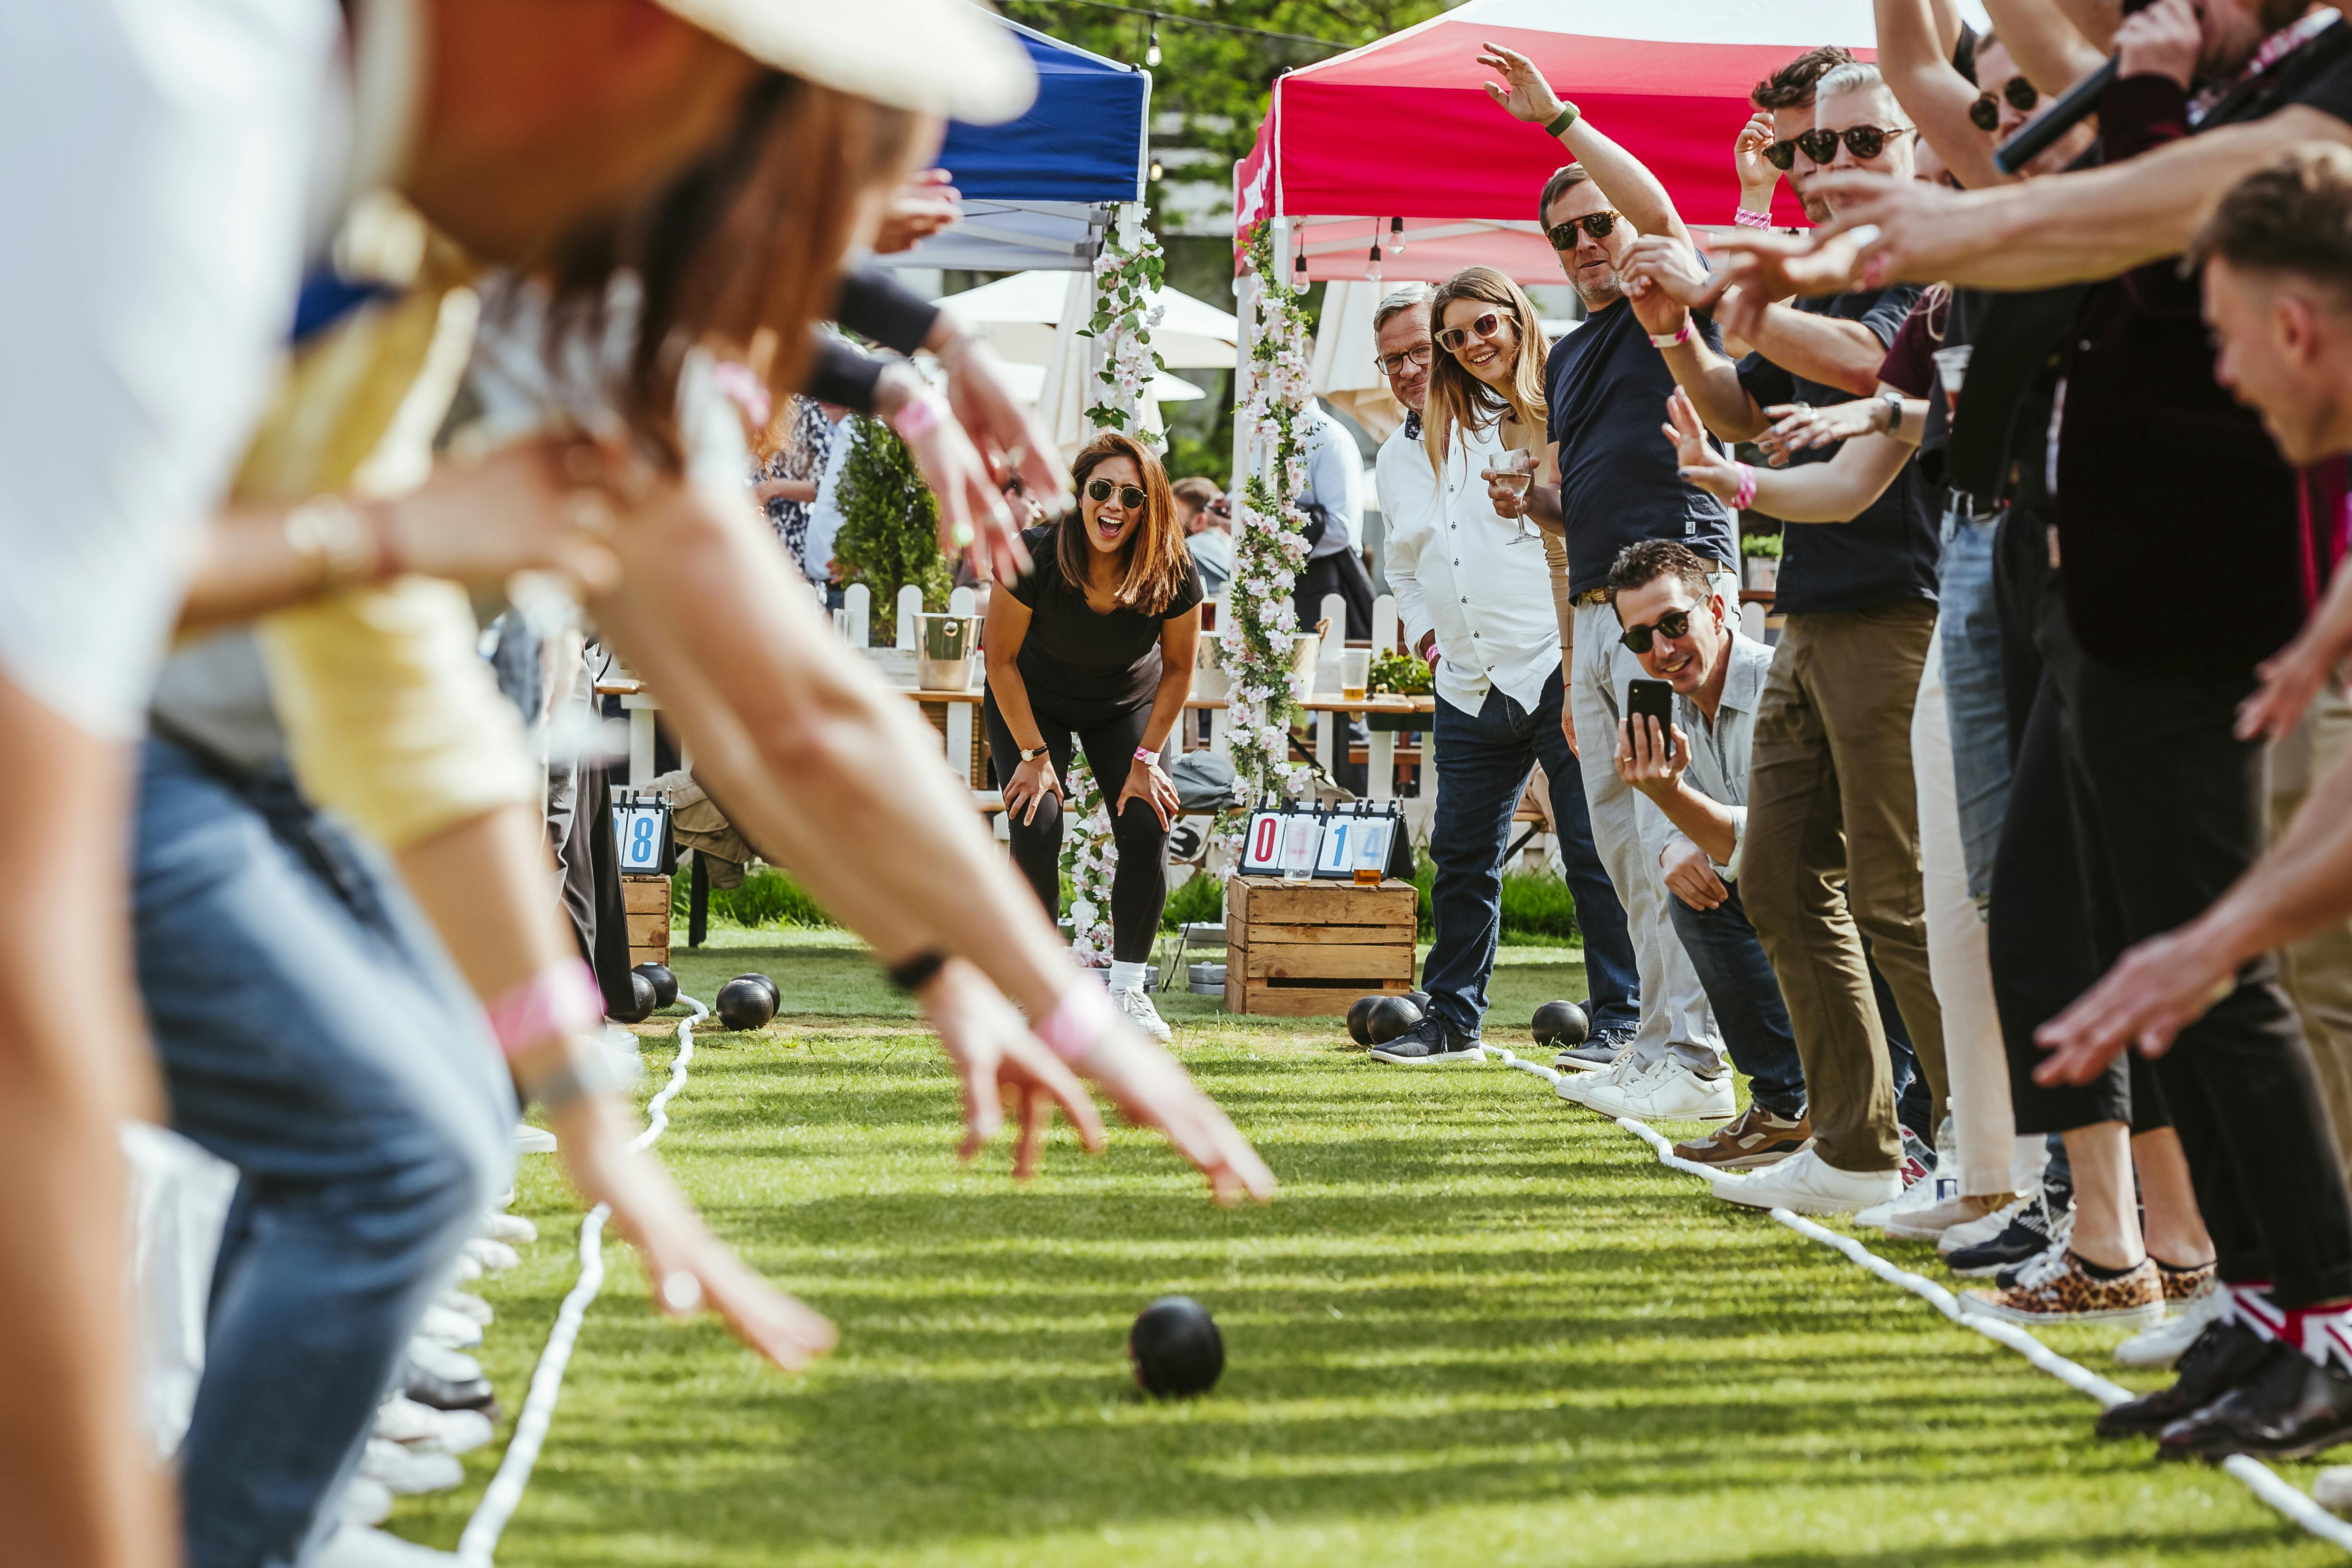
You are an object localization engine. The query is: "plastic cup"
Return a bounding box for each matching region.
[1931,344,1973,417]
[1341,649,1371,703]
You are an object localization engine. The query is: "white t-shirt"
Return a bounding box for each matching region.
[0,0,336,739]
[801,416,857,585]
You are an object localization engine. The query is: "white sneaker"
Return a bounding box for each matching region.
[1938,1189,2034,1257]
[2113,1281,2229,1368]
[1713,1148,1903,1215]
[464,1236,520,1274]
[317,1526,461,1567]
[438,1289,493,1326]
[338,1478,395,1527]
[375,1396,494,1455]
[416,1304,483,1350]
[1554,1043,1640,1106]
[2314,1465,2352,1517]
[406,1339,481,1383]
[1113,986,1172,1043]
[480,1211,537,1246]
[1583,1059,1736,1122]
[360,1437,464,1495]
[514,1125,557,1154]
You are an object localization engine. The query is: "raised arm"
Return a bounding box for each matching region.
[1981,0,2110,93]
[1879,0,2017,190]
[1478,41,1688,248]
[1662,386,1915,522]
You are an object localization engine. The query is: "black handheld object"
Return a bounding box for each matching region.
[1129,1296,1224,1398]
[715,976,778,1031]
[1625,678,1675,735]
[632,962,679,1010]
[1532,999,1590,1047]
[1995,54,2116,173]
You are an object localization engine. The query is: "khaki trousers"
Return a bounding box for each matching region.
[1742,602,1947,1173]
[2271,688,2352,1182]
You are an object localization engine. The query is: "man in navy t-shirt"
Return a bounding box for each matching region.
[1475,41,1735,1110]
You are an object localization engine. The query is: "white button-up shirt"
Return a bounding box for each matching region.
[1379,417,1563,716]
[1667,629,1775,880]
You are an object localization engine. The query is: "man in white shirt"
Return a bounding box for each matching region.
[1607,541,1926,1207]
[1292,397,1376,638]
[1361,284,1638,1065]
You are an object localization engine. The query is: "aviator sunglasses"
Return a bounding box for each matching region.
[1793,124,1916,163]
[1085,477,1148,510]
[1435,310,1516,353]
[1969,74,2043,131]
[1619,608,1693,654]
[1543,209,1623,251]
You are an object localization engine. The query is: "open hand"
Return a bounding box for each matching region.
[919,956,1107,1178]
[1701,227,1870,307]
[1613,713,1690,800]
[392,437,625,595]
[1069,1020,1277,1205]
[1807,172,1983,287]
[1758,399,1880,463]
[940,331,1069,570]
[1734,112,1781,210]
[2033,924,2240,1084]
[1662,387,1741,500]
[1003,752,1063,826]
[875,168,962,255]
[1475,40,1566,124]
[2238,618,2352,741]
[1116,755,1180,830]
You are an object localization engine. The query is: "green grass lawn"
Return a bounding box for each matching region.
[396,929,2342,1566]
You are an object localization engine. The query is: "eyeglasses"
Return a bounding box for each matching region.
[1968,75,2043,131]
[1793,124,1917,164]
[1543,209,1623,251]
[1761,137,1800,170]
[1375,343,1434,376]
[1435,310,1516,353]
[1618,608,1693,654]
[1084,478,1148,510]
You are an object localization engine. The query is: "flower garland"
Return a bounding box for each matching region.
[1057,207,1165,966]
[1218,221,1315,809]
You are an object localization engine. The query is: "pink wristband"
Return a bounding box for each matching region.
[1035,976,1119,1065]
[1733,207,1774,229]
[1732,463,1758,511]
[890,387,948,442]
[1647,321,1694,349]
[486,959,604,1058]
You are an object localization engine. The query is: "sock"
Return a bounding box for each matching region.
[2285,1303,2352,1372]
[2073,1252,2144,1283]
[1107,960,1146,994]
[2229,1280,2285,1342]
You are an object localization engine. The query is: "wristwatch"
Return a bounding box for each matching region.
[1019,744,1049,763]
[1133,746,1161,767]
[1544,102,1579,136]
[1878,392,1906,438]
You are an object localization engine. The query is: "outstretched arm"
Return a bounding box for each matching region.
[1877,0,2017,190]
[1477,41,1689,248]
[1662,386,1914,522]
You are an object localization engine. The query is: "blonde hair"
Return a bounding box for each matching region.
[1424,267,1548,472]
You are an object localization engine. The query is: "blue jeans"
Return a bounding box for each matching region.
[134,741,516,1568]
[1424,666,1638,1036]
[1666,882,1933,1135]
[1939,505,2011,902]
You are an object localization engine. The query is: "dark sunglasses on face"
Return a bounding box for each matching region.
[1619,608,1693,654]
[1968,75,2043,131]
[1085,478,1148,510]
[1793,124,1916,163]
[1761,137,1800,170]
[1543,209,1623,251]
[1435,310,1514,353]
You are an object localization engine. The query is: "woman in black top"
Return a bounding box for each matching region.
[983,432,1202,1040]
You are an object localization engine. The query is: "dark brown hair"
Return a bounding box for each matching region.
[1536,163,1592,226]
[542,73,920,466]
[1424,267,1548,475]
[2190,144,2352,304]
[1171,476,1221,512]
[1056,432,1195,616]
[1751,46,1856,110]
[1606,539,1721,608]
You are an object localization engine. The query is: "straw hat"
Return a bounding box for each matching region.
[654,0,1037,123]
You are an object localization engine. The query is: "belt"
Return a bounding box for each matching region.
[1571,587,1611,609]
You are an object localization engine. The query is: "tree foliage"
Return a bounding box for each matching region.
[830,415,952,642]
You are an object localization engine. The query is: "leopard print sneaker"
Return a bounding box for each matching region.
[1960,1249,2166,1327]
[2156,1256,2218,1304]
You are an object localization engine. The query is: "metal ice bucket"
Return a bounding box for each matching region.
[916,613,982,691]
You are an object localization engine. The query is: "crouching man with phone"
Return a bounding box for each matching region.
[1604,542,1817,1159]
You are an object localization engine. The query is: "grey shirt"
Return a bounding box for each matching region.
[1668,630,1774,881]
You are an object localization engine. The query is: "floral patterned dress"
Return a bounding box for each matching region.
[757,395,832,570]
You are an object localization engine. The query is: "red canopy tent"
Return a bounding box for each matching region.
[1234,0,1884,285]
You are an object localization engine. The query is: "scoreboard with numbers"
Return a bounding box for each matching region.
[1233,803,1401,882]
[611,796,673,873]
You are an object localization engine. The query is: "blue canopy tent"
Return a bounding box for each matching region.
[876,19,1150,273]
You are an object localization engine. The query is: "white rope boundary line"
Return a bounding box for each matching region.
[456,993,707,1566]
[1478,1045,2352,1555]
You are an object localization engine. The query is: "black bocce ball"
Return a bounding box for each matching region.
[730,972,781,1010]
[1405,989,1431,1013]
[714,976,777,1031]
[632,962,679,1010]
[1363,994,1423,1045]
[1346,994,1382,1046]
[607,970,657,1025]
[1129,1295,1223,1398]
[1531,999,1590,1048]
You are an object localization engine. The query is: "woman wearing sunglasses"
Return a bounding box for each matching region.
[1424,265,1564,622]
[983,431,1202,1041]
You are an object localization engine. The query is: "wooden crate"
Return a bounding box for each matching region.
[623,874,673,970]
[1224,875,1417,1017]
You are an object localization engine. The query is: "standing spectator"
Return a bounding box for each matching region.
[801,402,856,600]
[1629,58,1945,1215]
[1292,397,1375,638]
[1369,278,1640,1065]
[1473,42,1734,1086]
[1172,476,1232,597]
[983,433,1203,1044]
[754,394,835,574]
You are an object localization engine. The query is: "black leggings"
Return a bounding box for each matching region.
[983,692,1170,963]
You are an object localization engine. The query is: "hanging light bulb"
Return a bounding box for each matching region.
[1367,239,1382,287]
[1388,216,1407,254]
[1149,158,1164,182]
[1292,251,1308,282]
[1145,23,1161,67]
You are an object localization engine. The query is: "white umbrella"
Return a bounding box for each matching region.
[944,269,1240,369]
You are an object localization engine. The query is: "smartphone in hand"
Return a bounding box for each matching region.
[1626,678,1675,734]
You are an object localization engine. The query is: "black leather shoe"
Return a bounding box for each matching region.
[2096,1319,2274,1438]
[1367,1014,1481,1065]
[2157,1341,2352,1461]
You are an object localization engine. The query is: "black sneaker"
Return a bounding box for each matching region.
[1556,1024,1634,1072]
[1370,1014,1482,1066]
[2158,1340,2352,1461]
[1948,1189,2072,1277]
[2097,1319,2275,1438]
